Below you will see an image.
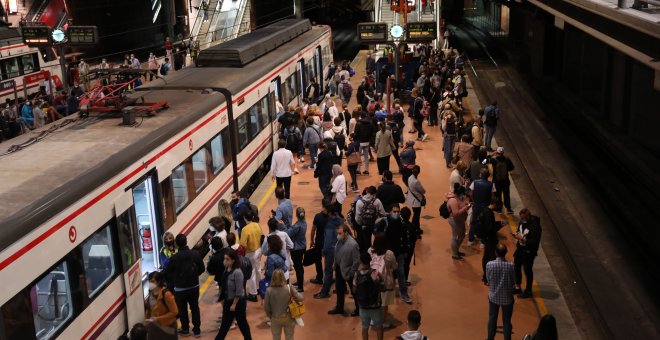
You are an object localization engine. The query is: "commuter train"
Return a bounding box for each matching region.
[0,27,64,103]
[0,19,332,339]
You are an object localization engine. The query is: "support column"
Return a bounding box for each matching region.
[294,0,303,19]
[164,0,176,40]
[58,45,68,90]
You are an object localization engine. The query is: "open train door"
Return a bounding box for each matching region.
[270,77,282,150]
[113,190,145,330]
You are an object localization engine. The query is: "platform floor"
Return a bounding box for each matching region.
[183,51,576,339]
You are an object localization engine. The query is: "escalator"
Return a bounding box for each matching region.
[25,0,69,28]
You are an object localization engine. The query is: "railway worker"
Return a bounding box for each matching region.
[315,142,334,200]
[271,139,295,199]
[469,168,495,246]
[159,231,178,272]
[239,210,264,302]
[303,117,322,169]
[216,249,253,339]
[489,147,515,214]
[314,200,342,299]
[327,223,360,317]
[486,243,516,340]
[286,207,307,292]
[513,208,542,299]
[264,268,303,340]
[376,170,406,213]
[374,122,396,175]
[144,271,178,339]
[374,203,413,304]
[163,234,205,337]
[483,101,500,152]
[310,199,331,285]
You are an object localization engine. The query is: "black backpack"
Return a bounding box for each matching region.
[358,199,378,226]
[284,127,300,150]
[439,201,450,219]
[354,270,381,308]
[494,159,509,182]
[324,137,338,157]
[334,131,346,149]
[239,255,253,282]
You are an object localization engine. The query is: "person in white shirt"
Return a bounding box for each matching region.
[271,139,295,199]
[330,164,346,215]
[326,99,339,121]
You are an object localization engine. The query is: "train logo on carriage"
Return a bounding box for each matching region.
[68,226,77,243]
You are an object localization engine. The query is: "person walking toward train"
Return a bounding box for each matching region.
[239,210,264,302]
[144,271,178,339]
[264,268,303,340]
[303,117,322,169]
[271,139,295,199]
[287,207,307,292]
[163,234,205,337]
[216,249,253,340]
[513,208,542,299]
[486,243,515,340]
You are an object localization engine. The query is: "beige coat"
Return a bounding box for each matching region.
[374,129,395,158]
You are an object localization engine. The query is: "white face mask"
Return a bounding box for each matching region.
[148,282,157,291]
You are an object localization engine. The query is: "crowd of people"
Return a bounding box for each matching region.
[115,42,555,340]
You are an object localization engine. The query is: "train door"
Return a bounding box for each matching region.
[298,59,305,106]
[316,46,323,93]
[270,77,282,148]
[131,174,163,277]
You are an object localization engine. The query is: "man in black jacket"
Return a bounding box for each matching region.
[164,234,205,337]
[355,113,375,175]
[513,208,542,298]
[474,206,501,285]
[374,203,413,304]
[315,142,334,200]
[376,170,406,212]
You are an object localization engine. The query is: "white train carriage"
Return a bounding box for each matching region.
[0,19,332,339]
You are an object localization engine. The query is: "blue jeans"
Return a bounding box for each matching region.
[484,125,496,150]
[358,143,370,172]
[320,249,335,295]
[488,300,513,340]
[396,253,408,297]
[443,134,456,167]
[308,143,319,168]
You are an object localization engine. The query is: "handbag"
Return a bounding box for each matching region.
[288,285,305,318]
[347,151,360,166]
[258,277,271,299]
[302,247,320,267]
[411,191,427,207]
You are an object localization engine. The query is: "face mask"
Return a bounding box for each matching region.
[165,240,174,247]
[391,213,400,220]
[223,260,231,268]
[148,282,157,290]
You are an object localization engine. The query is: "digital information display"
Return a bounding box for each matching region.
[68,26,98,45]
[406,22,437,42]
[357,23,388,43]
[22,26,51,45]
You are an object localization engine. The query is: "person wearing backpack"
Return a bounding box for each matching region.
[339,78,352,103]
[355,186,387,250]
[407,166,426,237]
[396,310,428,340]
[369,233,397,331]
[261,217,294,276]
[446,184,471,260]
[513,208,542,299]
[159,58,170,76]
[162,234,205,337]
[489,147,515,213]
[354,252,384,340]
[264,234,289,281]
[483,101,500,151]
[328,224,360,317]
[303,117,322,169]
[144,271,178,339]
[468,168,495,246]
[283,120,303,165]
[374,204,413,304]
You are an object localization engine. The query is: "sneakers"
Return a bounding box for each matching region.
[193,332,201,338]
[401,295,413,304]
[327,308,344,315]
[178,329,190,336]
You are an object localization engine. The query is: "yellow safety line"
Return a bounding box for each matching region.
[198,182,277,299]
[506,214,549,317]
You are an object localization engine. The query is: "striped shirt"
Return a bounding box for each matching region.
[486,257,515,305]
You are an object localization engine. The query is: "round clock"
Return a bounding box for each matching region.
[390,25,404,39]
[52,29,65,43]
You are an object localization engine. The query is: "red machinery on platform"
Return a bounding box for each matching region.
[78,74,168,119]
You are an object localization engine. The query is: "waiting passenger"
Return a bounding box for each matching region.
[264,268,303,340]
[144,271,178,339]
[216,249,253,340]
[396,310,428,340]
[286,207,307,292]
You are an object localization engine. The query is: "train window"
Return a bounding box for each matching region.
[284,73,298,105]
[248,105,260,138]
[322,45,331,69]
[210,134,225,174]
[31,262,74,339]
[159,178,176,229]
[236,113,249,150]
[172,164,188,213]
[116,208,139,271]
[20,55,35,75]
[81,225,116,298]
[2,58,20,79]
[221,128,232,166]
[191,148,208,192]
[257,96,270,129]
[1,290,37,339]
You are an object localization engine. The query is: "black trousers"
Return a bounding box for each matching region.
[412,207,422,232]
[414,119,425,138]
[376,155,391,175]
[356,226,373,252]
[482,242,497,283]
[494,180,511,211]
[314,246,324,281]
[175,288,201,333]
[429,107,439,126]
[514,249,536,292]
[290,249,305,290]
[215,297,251,340]
[276,176,291,199]
[404,240,417,281]
[402,167,412,186]
[392,147,403,172]
[334,265,356,311]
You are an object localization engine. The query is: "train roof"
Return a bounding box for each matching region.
[0,22,330,250]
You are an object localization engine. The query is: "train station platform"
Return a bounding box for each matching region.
[190,50,577,339]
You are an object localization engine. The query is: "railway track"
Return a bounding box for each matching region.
[452,22,660,339]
